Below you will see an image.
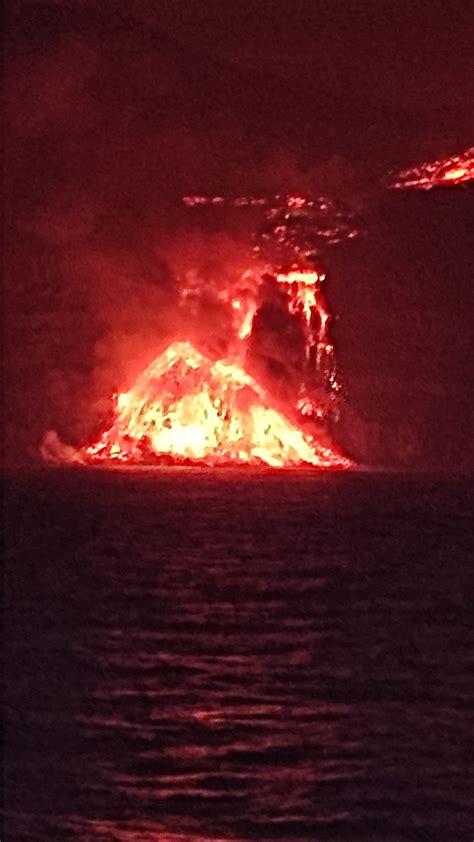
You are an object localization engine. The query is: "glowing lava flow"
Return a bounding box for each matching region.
[43,190,359,468]
[81,341,350,468]
[387,146,474,190]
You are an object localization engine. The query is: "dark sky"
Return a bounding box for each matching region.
[4,0,474,468]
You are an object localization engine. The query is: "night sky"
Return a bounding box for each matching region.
[4,0,474,469]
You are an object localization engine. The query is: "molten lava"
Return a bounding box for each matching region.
[81,341,349,468]
[42,188,363,468]
[387,146,474,190]
[69,157,471,471]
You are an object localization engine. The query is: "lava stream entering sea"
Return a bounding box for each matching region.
[43,258,351,469]
[80,341,350,469]
[41,146,471,470]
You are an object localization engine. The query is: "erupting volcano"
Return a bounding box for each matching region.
[44,262,351,469]
[45,143,471,471]
[81,341,349,468]
[43,191,355,470]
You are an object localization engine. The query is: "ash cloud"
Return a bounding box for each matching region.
[4,1,473,468]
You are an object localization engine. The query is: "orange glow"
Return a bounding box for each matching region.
[440,166,468,182]
[287,195,307,208]
[43,191,357,467]
[275,269,332,362]
[277,270,324,286]
[81,341,350,468]
[388,146,474,190]
[231,296,257,340]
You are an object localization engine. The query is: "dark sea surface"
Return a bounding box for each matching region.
[4,468,473,841]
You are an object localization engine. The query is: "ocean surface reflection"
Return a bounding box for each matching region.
[4,469,473,840]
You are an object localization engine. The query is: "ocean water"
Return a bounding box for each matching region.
[4,468,473,841]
